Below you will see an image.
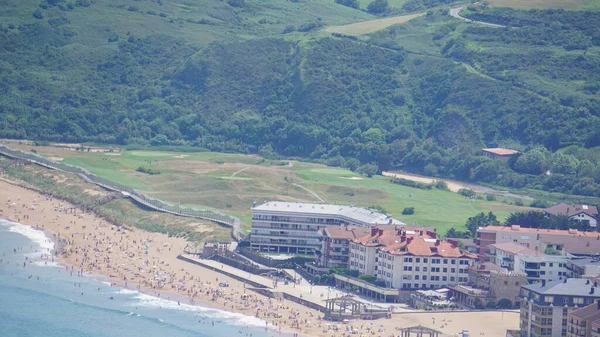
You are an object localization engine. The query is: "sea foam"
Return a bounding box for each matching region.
[121,290,265,327]
[1,220,54,252]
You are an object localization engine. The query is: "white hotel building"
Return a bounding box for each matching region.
[349,228,476,289]
[249,202,404,254]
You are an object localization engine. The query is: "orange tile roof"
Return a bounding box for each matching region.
[482,148,520,156]
[378,237,476,258]
[352,226,435,247]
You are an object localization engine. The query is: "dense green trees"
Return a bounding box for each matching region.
[335,0,360,9]
[465,212,499,237]
[1,5,600,200]
[367,0,389,14]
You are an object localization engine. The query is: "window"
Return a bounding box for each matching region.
[415,275,420,280]
[423,267,428,272]
[423,258,428,263]
[442,276,447,281]
[451,260,456,265]
[450,277,455,282]
[415,266,420,272]
[422,275,427,280]
[545,296,554,303]
[574,298,584,304]
[443,268,447,273]
[416,258,420,263]
[443,259,448,264]
[549,263,553,267]
[451,268,456,273]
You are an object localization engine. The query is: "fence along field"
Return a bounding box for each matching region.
[0,144,244,241]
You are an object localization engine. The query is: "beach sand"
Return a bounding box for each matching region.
[0,178,518,337]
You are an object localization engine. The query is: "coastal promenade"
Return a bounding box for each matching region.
[178,254,407,313]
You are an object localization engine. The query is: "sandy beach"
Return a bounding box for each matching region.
[0,178,519,337]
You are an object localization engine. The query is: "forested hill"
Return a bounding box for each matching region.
[1,1,600,197]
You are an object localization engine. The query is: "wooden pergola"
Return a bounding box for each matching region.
[324,295,364,317]
[398,325,442,337]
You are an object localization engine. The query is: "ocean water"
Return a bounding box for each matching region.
[0,219,275,337]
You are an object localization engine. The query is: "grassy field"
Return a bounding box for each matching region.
[325,12,425,35]
[1,160,231,244]
[15,144,533,235]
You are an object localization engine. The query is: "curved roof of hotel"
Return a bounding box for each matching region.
[252,202,404,225]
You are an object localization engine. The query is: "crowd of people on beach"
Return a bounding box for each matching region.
[4,194,423,337]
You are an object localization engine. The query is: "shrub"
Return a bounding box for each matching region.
[136,166,161,175]
[497,298,512,309]
[33,9,44,20]
[402,207,415,215]
[282,25,296,33]
[486,301,497,309]
[390,177,432,190]
[434,180,449,191]
[486,194,496,201]
[529,199,550,208]
[227,0,245,7]
[473,298,484,309]
[358,274,377,283]
[515,199,525,206]
[458,188,476,198]
[335,0,359,9]
[366,0,388,14]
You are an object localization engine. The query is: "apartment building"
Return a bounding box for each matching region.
[316,225,372,269]
[476,226,598,261]
[249,201,403,254]
[487,242,569,284]
[347,227,475,290]
[377,237,476,290]
[348,226,434,276]
[519,278,600,337]
[567,302,600,337]
[567,257,600,279]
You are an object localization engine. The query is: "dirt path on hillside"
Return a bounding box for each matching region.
[325,12,425,36]
[382,171,533,199]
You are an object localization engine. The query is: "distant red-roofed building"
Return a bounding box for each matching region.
[481,147,520,162]
[545,203,598,227]
[348,227,475,290]
[476,225,599,262]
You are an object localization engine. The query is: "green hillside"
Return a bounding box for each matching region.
[1,0,600,199]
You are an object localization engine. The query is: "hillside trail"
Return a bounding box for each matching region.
[325,12,425,36]
[449,6,506,27]
[382,171,533,200]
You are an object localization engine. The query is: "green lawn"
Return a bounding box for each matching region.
[294,167,529,234]
[32,145,530,236]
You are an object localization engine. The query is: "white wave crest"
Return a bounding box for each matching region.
[123,290,265,327]
[32,260,61,268]
[2,220,54,252]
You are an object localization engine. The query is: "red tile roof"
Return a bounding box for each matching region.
[379,236,476,258]
[352,226,435,247]
[482,148,520,156]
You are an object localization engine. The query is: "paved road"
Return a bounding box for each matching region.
[449,7,506,27]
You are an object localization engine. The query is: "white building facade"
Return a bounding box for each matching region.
[249,202,403,254]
